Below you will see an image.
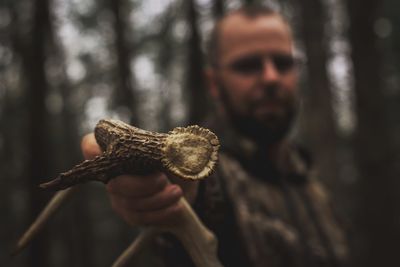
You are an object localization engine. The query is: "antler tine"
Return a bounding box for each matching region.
[112,228,160,267]
[112,197,223,267]
[12,188,75,256]
[165,198,223,267]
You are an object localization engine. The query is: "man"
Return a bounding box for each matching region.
[82,5,347,267]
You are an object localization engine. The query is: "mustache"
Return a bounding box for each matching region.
[252,96,284,106]
[251,84,284,103]
[249,83,298,107]
[248,93,289,111]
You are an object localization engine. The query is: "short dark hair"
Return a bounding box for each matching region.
[207,5,282,68]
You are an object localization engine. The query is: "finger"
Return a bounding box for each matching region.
[81,133,102,160]
[122,184,183,212]
[107,173,168,198]
[168,173,199,203]
[133,200,184,226]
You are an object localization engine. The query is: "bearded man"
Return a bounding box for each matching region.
[82,5,348,267]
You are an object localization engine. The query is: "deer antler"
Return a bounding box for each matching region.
[15,119,223,267]
[40,119,219,189]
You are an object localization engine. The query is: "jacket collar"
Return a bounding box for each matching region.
[205,114,310,184]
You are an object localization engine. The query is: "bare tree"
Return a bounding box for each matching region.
[155,7,177,132]
[110,0,138,125]
[346,0,400,266]
[295,0,339,189]
[15,0,54,266]
[52,19,95,267]
[186,0,209,125]
[242,0,257,5]
[212,0,225,19]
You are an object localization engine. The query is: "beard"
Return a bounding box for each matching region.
[217,82,298,146]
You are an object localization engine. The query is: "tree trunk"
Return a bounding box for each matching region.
[55,32,95,267]
[110,0,137,125]
[186,0,209,125]
[296,0,339,189]
[242,0,257,5]
[212,0,225,19]
[23,0,52,266]
[346,0,400,266]
[155,8,176,131]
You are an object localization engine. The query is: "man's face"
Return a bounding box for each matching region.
[211,14,298,144]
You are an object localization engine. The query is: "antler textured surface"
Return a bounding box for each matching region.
[40,119,219,190]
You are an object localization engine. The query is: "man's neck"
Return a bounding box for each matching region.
[264,139,290,172]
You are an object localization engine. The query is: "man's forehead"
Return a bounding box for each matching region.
[218,14,292,51]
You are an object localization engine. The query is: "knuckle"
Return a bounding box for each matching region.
[126,198,144,211]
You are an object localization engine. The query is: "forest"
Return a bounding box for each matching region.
[0,0,399,266]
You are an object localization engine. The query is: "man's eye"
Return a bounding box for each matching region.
[273,55,295,73]
[230,57,263,74]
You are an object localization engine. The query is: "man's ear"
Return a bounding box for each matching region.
[205,67,220,100]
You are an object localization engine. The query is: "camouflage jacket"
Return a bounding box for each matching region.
[139,121,348,267]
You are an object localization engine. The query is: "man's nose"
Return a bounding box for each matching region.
[261,59,280,83]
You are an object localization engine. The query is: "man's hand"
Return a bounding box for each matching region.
[81,133,198,226]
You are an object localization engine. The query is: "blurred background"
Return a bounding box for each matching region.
[0,0,399,266]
